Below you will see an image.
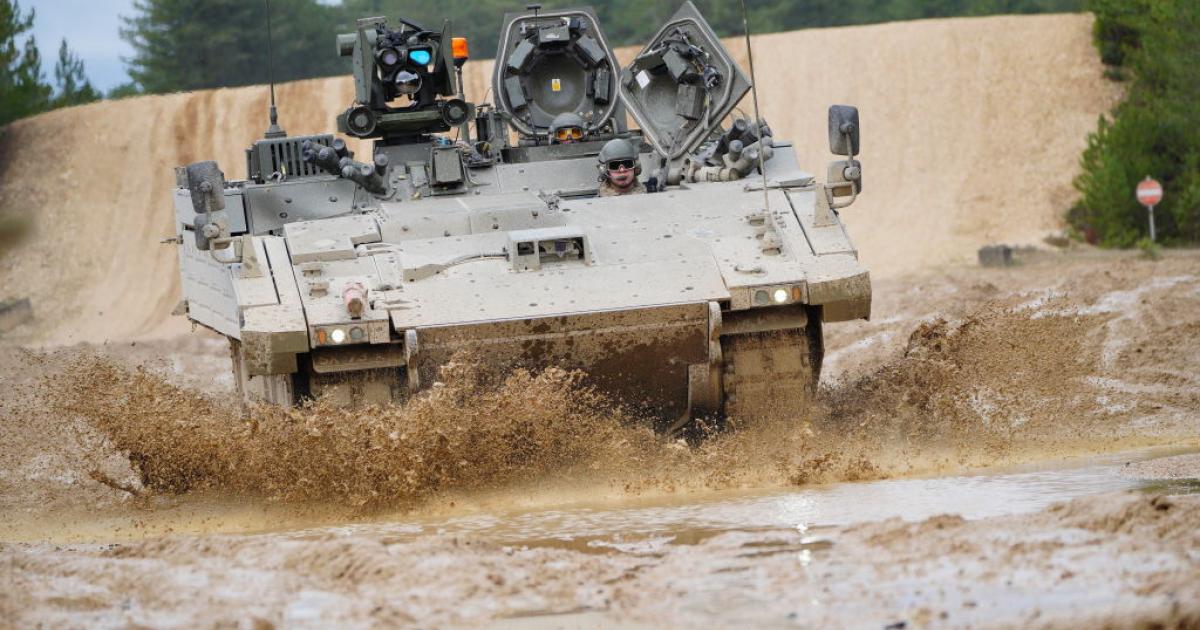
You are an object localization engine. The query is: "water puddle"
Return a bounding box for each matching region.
[5,447,1195,546]
[330,446,1200,547]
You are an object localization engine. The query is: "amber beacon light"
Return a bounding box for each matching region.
[452,37,470,65]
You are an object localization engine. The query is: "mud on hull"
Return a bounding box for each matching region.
[234,302,823,428]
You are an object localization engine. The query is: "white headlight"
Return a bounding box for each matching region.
[772,288,789,304]
[330,328,347,344]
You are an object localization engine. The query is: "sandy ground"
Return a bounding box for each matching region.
[2,491,1197,629]
[1,250,1197,628]
[1123,454,1200,481]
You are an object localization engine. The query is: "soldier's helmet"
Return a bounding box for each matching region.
[548,112,586,144]
[598,138,641,178]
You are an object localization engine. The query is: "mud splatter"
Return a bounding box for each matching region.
[52,358,664,508]
[3,252,1199,629]
[41,296,1195,511]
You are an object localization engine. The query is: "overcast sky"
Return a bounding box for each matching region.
[25,0,138,92]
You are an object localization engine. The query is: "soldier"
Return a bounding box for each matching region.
[597,138,645,197]
[548,112,587,145]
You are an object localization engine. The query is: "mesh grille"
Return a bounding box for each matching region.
[247,134,335,181]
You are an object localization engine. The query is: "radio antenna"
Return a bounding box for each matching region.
[264,0,286,138]
[739,0,769,213]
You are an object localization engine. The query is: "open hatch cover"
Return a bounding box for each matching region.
[618,1,751,161]
[492,7,622,137]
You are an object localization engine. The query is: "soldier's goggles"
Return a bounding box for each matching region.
[606,159,636,171]
[554,127,584,141]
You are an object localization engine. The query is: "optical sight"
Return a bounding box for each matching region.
[336,16,474,143]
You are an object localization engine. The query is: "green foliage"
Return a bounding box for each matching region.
[1136,236,1162,260]
[1087,0,1145,65]
[338,0,1083,60]
[51,38,100,108]
[0,0,50,126]
[106,81,142,100]
[120,0,346,93]
[1073,0,1200,246]
[116,0,1089,94]
[2,0,102,125]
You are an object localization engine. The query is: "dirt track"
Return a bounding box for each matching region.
[4,491,1199,628]
[2,249,1199,627]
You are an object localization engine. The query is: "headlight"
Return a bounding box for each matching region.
[745,284,805,309]
[313,323,381,347]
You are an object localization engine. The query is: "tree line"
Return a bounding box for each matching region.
[336,0,1082,65]
[141,0,1082,92]
[1071,0,1199,246]
[1,0,100,127]
[4,0,1083,126]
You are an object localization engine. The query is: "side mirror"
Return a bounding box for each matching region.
[828,105,860,157]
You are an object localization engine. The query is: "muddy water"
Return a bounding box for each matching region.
[5,254,1199,627]
[8,447,1192,548]
[301,447,1200,547]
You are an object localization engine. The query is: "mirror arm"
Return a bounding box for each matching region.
[818,128,861,219]
[831,129,860,208]
[208,238,243,264]
[823,182,859,211]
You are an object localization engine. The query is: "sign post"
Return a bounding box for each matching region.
[1136,176,1163,242]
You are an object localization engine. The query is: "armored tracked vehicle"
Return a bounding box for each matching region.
[172,3,870,429]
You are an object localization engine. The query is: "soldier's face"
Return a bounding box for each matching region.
[608,162,636,188]
[554,127,583,144]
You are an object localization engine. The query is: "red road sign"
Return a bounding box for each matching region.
[1137,177,1163,207]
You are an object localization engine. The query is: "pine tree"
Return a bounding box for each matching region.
[105,81,142,100]
[51,38,100,108]
[0,0,51,126]
[1073,0,1200,245]
[121,0,345,94]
